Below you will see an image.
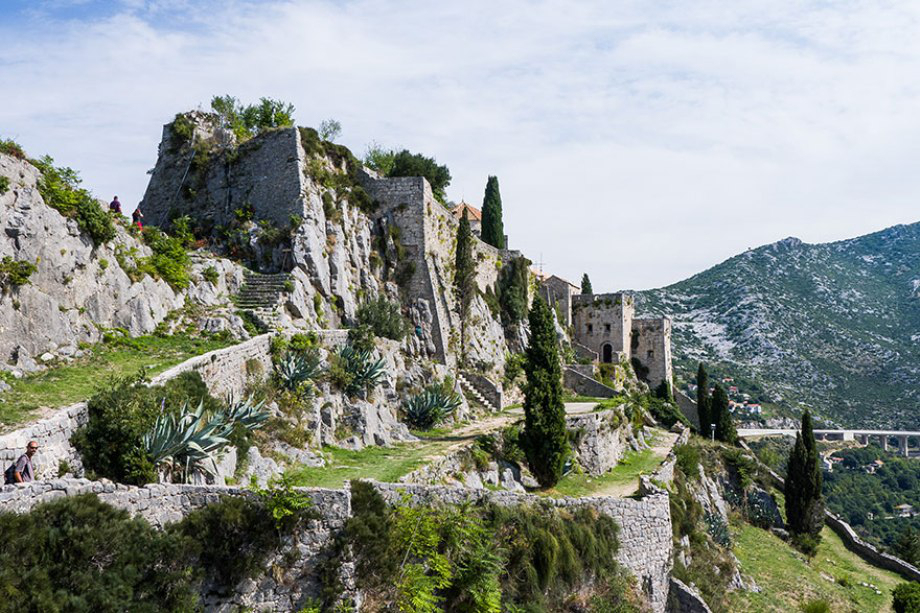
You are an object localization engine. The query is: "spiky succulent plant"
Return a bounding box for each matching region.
[404,386,463,430]
[339,345,386,396]
[275,350,322,391]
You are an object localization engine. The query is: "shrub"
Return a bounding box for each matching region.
[31,155,116,244]
[0,176,9,194]
[0,256,36,290]
[202,265,219,285]
[169,214,196,247]
[404,383,462,430]
[386,149,451,202]
[171,495,277,593]
[364,143,396,175]
[141,226,191,289]
[674,444,700,479]
[252,472,318,533]
[347,323,376,353]
[210,95,295,142]
[356,296,408,341]
[0,138,26,159]
[0,495,198,610]
[73,371,222,484]
[893,582,920,613]
[800,599,831,613]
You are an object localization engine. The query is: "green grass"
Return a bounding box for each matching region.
[729,520,904,613]
[543,445,665,498]
[0,335,235,430]
[286,442,453,489]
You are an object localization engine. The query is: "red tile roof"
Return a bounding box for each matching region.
[451,201,482,221]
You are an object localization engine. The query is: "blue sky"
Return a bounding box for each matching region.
[3,1,920,289]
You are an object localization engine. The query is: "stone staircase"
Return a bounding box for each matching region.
[234,271,291,330]
[457,372,500,412]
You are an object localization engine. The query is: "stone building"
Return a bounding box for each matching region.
[450,201,482,237]
[542,283,674,390]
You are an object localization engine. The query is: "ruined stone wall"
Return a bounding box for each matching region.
[572,293,635,360]
[563,366,618,398]
[567,408,630,475]
[0,479,354,611]
[0,335,273,480]
[541,276,578,327]
[668,577,712,613]
[373,482,674,612]
[631,317,673,388]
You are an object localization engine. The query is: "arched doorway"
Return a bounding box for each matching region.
[601,343,613,363]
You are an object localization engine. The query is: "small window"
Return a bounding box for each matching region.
[605,323,611,332]
[587,323,593,333]
[647,350,654,359]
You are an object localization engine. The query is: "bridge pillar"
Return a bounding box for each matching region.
[881,436,889,451]
[842,431,854,442]
[898,436,909,458]
[856,434,868,445]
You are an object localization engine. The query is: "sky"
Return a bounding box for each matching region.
[2,1,920,290]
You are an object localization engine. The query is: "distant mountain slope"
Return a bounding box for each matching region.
[636,223,920,429]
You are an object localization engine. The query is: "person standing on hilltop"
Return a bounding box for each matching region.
[109,196,122,214]
[132,205,143,229]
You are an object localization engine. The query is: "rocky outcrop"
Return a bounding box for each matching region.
[0,152,249,369]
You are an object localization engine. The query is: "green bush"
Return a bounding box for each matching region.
[328,345,386,396]
[800,598,831,613]
[893,581,920,613]
[202,265,219,285]
[0,175,9,194]
[386,149,452,202]
[497,256,531,327]
[140,226,191,289]
[337,482,634,612]
[0,256,37,290]
[674,444,700,480]
[0,495,199,611]
[73,371,221,484]
[0,138,26,159]
[356,296,408,341]
[346,323,376,353]
[31,155,116,245]
[210,95,295,142]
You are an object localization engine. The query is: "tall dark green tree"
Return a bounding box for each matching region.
[696,363,711,436]
[785,411,824,541]
[581,274,593,295]
[453,210,476,364]
[522,295,570,488]
[388,150,451,202]
[480,176,505,249]
[712,384,737,443]
[895,527,920,565]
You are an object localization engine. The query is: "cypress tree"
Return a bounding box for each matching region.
[785,411,824,540]
[785,431,807,534]
[453,209,476,364]
[696,363,711,436]
[480,176,505,249]
[581,274,593,295]
[522,295,570,488]
[712,384,737,443]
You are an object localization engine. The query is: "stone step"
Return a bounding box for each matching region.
[457,374,497,412]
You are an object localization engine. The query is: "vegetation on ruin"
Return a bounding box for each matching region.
[521,295,570,488]
[480,175,505,249]
[386,149,452,203]
[494,254,531,327]
[320,480,638,612]
[31,154,116,245]
[0,175,9,194]
[139,226,192,289]
[581,273,593,295]
[210,95,295,142]
[0,138,26,159]
[0,334,234,429]
[355,296,409,342]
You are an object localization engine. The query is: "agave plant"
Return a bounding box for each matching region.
[404,385,463,430]
[142,400,233,483]
[225,394,270,431]
[339,345,386,396]
[275,350,322,392]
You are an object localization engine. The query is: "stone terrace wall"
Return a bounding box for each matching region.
[651,427,690,486]
[373,482,674,613]
[564,366,618,398]
[148,333,273,400]
[0,334,273,479]
[0,479,353,611]
[567,408,630,475]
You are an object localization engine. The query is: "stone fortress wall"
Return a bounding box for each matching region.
[0,478,674,613]
[632,317,674,390]
[0,334,274,480]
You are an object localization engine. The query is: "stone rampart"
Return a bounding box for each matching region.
[372,482,673,612]
[674,390,700,431]
[631,317,673,389]
[0,478,353,611]
[651,427,690,486]
[564,366,617,398]
[0,335,273,479]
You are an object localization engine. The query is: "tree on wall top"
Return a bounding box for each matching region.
[388,150,451,203]
[480,175,505,249]
[696,362,711,435]
[522,295,570,488]
[581,274,593,295]
[453,209,476,364]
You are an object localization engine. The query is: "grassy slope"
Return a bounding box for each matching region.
[729,521,904,613]
[0,335,234,430]
[544,447,662,498]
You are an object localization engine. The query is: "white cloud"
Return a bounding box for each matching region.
[2,0,920,289]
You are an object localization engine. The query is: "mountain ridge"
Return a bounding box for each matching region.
[636,220,920,429]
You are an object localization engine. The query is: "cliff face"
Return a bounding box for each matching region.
[140,113,514,379]
[0,152,247,368]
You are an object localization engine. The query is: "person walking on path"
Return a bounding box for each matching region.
[4,441,38,484]
[109,196,122,214]
[132,206,144,230]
